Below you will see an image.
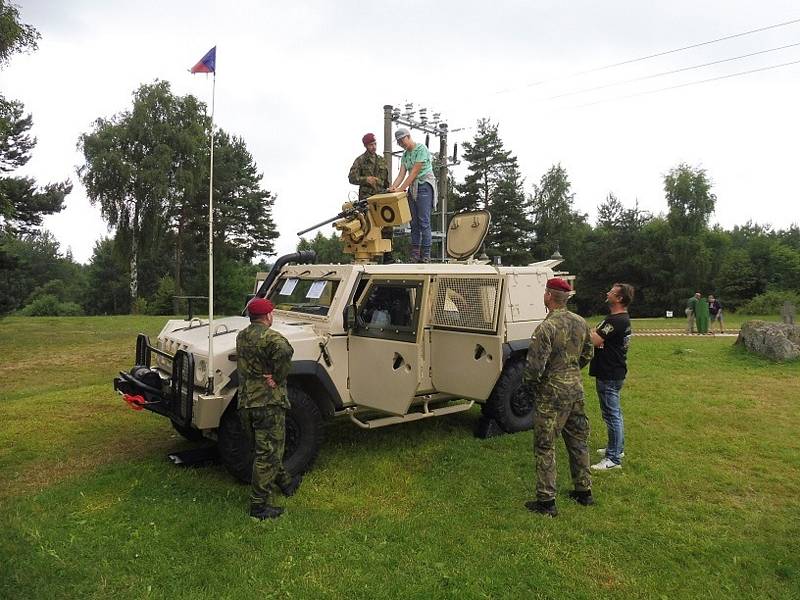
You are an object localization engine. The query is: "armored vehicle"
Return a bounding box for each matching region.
[114,194,572,481]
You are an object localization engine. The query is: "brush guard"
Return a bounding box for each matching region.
[113,334,195,428]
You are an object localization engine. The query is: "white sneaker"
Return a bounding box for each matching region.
[591,458,622,471]
[597,448,625,458]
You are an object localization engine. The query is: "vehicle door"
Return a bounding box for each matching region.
[348,277,425,415]
[428,274,504,400]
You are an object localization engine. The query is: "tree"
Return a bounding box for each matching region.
[454,119,533,264]
[529,163,588,262]
[297,231,349,264]
[78,81,200,307]
[0,5,70,235]
[664,163,716,236]
[0,1,40,67]
[79,80,279,314]
[453,119,515,213]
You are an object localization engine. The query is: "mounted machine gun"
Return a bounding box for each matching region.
[297,191,411,262]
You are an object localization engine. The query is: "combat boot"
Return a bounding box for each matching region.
[249,505,284,520]
[568,490,595,506]
[278,473,303,497]
[525,499,558,517]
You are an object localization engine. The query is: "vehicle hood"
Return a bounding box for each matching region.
[158,315,322,358]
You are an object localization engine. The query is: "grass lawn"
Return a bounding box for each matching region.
[1,315,798,599]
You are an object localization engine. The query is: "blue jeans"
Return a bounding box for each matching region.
[595,379,625,464]
[409,182,433,257]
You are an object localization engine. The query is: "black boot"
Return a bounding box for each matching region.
[250,505,284,520]
[278,473,303,497]
[568,490,595,506]
[525,499,558,517]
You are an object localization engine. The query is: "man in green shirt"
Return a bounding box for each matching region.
[389,128,437,263]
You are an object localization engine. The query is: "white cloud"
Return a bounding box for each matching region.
[3,0,798,263]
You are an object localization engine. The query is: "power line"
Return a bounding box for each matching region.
[536,41,800,102]
[496,16,800,94]
[571,58,800,109]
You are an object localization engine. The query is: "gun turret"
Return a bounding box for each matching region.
[296,199,370,237]
[297,192,411,263]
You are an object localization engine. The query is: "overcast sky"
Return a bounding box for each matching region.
[3,0,799,263]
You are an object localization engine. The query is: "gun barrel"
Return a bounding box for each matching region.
[297,214,343,236]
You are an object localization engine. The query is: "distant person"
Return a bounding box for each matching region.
[389,128,437,263]
[348,132,392,262]
[236,298,302,520]
[523,278,594,517]
[708,295,724,333]
[590,283,634,471]
[695,295,710,334]
[686,292,701,334]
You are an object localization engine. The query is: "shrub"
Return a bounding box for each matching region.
[738,290,800,315]
[20,295,85,316]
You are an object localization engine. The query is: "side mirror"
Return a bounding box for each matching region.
[344,304,357,330]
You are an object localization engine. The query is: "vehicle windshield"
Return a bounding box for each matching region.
[267,276,340,316]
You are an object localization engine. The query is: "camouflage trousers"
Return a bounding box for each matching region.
[533,392,591,501]
[239,405,291,509]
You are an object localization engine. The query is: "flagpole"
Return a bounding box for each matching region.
[207,72,216,394]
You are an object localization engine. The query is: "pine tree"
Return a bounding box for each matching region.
[454,119,533,264]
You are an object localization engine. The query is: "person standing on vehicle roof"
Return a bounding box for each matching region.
[523,278,594,517]
[348,132,392,262]
[236,298,302,520]
[589,283,634,471]
[389,128,437,263]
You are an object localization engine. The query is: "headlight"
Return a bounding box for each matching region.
[195,359,208,385]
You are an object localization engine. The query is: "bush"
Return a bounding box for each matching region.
[131,297,148,315]
[20,294,85,316]
[738,290,800,315]
[147,276,176,315]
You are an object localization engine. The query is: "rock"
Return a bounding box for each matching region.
[736,320,800,361]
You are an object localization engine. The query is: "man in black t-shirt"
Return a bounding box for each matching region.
[589,283,634,471]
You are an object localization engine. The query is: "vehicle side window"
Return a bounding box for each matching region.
[353,281,422,342]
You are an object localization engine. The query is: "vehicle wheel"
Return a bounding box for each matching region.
[283,385,324,476]
[217,399,252,483]
[483,359,533,433]
[171,420,205,442]
[217,386,325,483]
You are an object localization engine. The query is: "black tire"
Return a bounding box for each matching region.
[217,385,325,483]
[170,420,205,442]
[482,359,534,433]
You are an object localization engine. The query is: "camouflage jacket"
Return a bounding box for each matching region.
[523,308,593,400]
[236,322,294,409]
[348,151,390,201]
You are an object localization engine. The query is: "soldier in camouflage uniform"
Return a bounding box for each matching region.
[523,278,594,517]
[236,297,301,520]
[349,132,393,261]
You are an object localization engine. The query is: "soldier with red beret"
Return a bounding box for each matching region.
[523,277,595,517]
[236,297,301,520]
[348,132,392,261]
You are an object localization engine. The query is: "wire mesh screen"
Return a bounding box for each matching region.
[431,276,502,332]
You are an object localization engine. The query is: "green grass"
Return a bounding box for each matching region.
[1,316,798,599]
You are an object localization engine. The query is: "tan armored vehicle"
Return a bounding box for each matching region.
[114,192,572,481]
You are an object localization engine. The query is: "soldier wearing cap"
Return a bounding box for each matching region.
[523,277,594,517]
[236,297,301,520]
[348,132,392,260]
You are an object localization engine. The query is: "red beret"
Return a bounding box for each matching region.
[247,297,274,316]
[546,278,572,293]
[362,132,376,145]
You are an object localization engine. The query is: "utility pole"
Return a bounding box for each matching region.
[383,104,394,182]
[383,102,459,260]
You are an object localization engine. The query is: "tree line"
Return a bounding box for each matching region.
[2,3,798,318]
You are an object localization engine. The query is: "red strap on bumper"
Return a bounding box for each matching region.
[123,394,147,411]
